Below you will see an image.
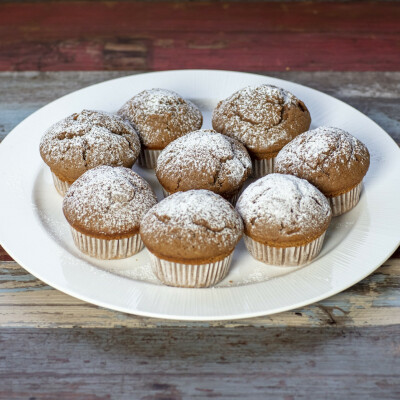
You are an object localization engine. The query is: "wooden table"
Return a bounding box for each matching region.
[1,2,400,399]
[1,70,399,399]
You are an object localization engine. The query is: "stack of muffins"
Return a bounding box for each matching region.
[40,83,370,288]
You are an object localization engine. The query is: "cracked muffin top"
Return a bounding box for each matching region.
[155,129,252,199]
[63,166,157,239]
[212,84,311,159]
[140,190,243,264]
[118,89,203,150]
[39,109,141,183]
[236,174,331,247]
[274,127,370,197]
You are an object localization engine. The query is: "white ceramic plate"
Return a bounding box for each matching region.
[0,70,399,321]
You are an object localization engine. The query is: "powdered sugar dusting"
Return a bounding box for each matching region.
[212,84,308,154]
[40,109,140,181]
[275,126,369,173]
[63,166,157,236]
[132,89,189,114]
[140,190,243,253]
[236,174,331,241]
[156,129,252,193]
[118,88,203,148]
[274,127,370,196]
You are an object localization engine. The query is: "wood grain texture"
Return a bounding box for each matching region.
[0,326,399,399]
[1,71,399,143]
[0,257,399,328]
[0,1,399,71]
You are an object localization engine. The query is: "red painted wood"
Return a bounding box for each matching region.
[0,1,399,70]
[0,246,13,262]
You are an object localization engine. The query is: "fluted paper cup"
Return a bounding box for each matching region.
[138,148,163,169]
[70,227,144,259]
[244,233,326,266]
[252,157,275,179]
[149,252,233,288]
[51,172,71,196]
[329,182,362,217]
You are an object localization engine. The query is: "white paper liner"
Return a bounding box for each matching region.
[161,187,171,198]
[51,171,71,196]
[329,182,362,217]
[244,232,326,266]
[149,252,233,288]
[252,157,275,179]
[228,191,241,205]
[70,227,144,259]
[138,148,163,169]
[161,188,241,205]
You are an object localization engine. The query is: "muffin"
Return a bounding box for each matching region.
[212,84,311,178]
[40,109,141,196]
[140,190,243,288]
[274,127,370,217]
[155,129,252,204]
[118,89,203,168]
[63,166,157,259]
[236,174,332,266]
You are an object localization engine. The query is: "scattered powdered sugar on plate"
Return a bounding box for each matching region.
[97,261,161,285]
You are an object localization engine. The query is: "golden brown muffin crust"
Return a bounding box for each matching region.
[155,129,252,199]
[63,166,157,239]
[140,190,243,264]
[212,84,311,159]
[118,89,203,150]
[39,109,141,183]
[236,174,332,247]
[274,127,370,197]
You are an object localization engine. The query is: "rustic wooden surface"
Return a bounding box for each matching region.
[0,71,399,399]
[1,1,400,71]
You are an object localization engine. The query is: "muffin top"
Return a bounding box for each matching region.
[118,89,203,150]
[40,109,140,183]
[236,174,331,247]
[212,84,311,159]
[140,190,243,263]
[274,127,370,197]
[63,166,157,239]
[156,129,252,198]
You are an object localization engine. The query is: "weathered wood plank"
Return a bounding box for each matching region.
[0,326,399,399]
[0,246,12,261]
[0,258,399,328]
[0,1,399,71]
[1,71,399,144]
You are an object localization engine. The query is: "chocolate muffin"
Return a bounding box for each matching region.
[155,129,252,204]
[140,190,243,288]
[236,174,332,266]
[40,109,141,196]
[118,89,203,168]
[63,166,157,259]
[212,84,311,178]
[274,127,370,216]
